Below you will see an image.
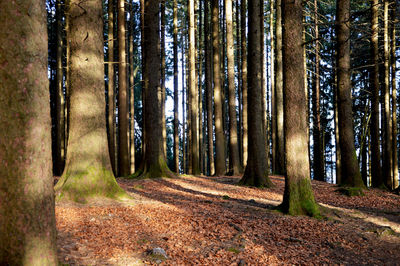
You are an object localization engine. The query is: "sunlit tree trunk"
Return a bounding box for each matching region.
[225,0,243,175]
[239,0,272,187]
[173,0,180,173]
[280,0,319,216]
[117,0,130,177]
[129,1,136,174]
[212,0,227,175]
[0,1,58,263]
[55,0,125,200]
[335,0,364,188]
[181,31,187,173]
[370,0,383,188]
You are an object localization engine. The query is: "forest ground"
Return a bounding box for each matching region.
[56,175,400,265]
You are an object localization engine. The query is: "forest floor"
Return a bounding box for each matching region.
[55,175,400,265]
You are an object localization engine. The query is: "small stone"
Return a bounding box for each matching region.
[238,259,246,266]
[90,218,95,222]
[148,247,168,260]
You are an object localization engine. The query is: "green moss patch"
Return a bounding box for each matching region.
[336,187,365,197]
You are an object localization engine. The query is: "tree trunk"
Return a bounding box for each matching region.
[129,1,136,175]
[383,0,393,189]
[181,31,187,173]
[225,0,243,175]
[241,0,249,167]
[173,0,180,173]
[198,0,204,174]
[204,0,215,175]
[108,0,117,175]
[212,0,227,175]
[270,0,276,172]
[239,0,272,187]
[370,0,383,188]
[55,0,126,201]
[161,0,167,157]
[335,0,364,188]
[391,0,399,189]
[312,0,324,181]
[117,0,130,177]
[133,0,175,179]
[280,0,319,216]
[275,0,285,175]
[0,1,58,263]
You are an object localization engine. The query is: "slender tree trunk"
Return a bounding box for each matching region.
[133,0,175,179]
[161,0,167,157]
[275,0,285,175]
[129,1,136,174]
[0,1,58,263]
[65,0,71,162]
[198,0,204,174]
[55,0,65,176]
[280,0,319,216]
[336,0,364,188]
[117,0,130,176]
[260,0,268,170]
[236,0,242,166]
[108,0,116,175]
[370,0,383,188]
[312,0,324,181]
[173,0,180,173]
[241,0,249,167]
[239,0,272,187]
[383,0,393,189]
[225,0,243,175]
[391,0,399,189]
[204,0,215,175]
[55,0,126,200]
[270,0,276,172]
[181,32,187,173]
[212,0,227,175]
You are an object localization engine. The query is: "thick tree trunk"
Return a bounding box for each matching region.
[117,0,130,177]
[0,1,58,263]
[241,0,249,167]
[370,0,383,188]
[133,0,175,179]
[55,0,126,201]
[239,0,272,187]
[280,0,319,216]
[173,0,180,173]
[225,0,243,175]
[212,0,227,175]
[204,0,215,175]
[312,0,324,181]
[275,0,285,175]
[335,0,364,188]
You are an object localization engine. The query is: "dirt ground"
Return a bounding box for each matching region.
[56,175,400,265]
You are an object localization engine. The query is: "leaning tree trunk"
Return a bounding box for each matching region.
[0,1,58,263]
[280,0,319,216]
[335,0,365,188]
[55,0,126,202]
[239,0,272,187]
[370,0,383,187]
[212,0,227,175]
[132,0,175,179]
[225,0,243,175]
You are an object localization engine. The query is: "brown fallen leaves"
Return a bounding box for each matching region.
[56,175,400,265]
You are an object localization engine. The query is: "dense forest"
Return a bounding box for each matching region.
[0,0,399,264]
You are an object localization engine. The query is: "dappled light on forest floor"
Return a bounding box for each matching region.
[56,175,400,265]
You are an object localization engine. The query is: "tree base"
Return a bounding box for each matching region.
[55,166,128,203]
[238,166,273,188]
[129,156,176,179]
[336,187,365,197]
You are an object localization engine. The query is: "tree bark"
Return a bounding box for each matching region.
[117,0,130,177]
[270,0,276,172]
[0,1,58,263]
[129,1,136,175]
[161,0,167,157]
[204,0,215,175]
[280,0,319,216]
[241,0,249,168]
[370,0,383,188]
[212,0,227,175]
[133,0,175,179]
[225,0,243,175]
[335,0,364,188]
[239,0,272,187]
[173,0,180,173]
